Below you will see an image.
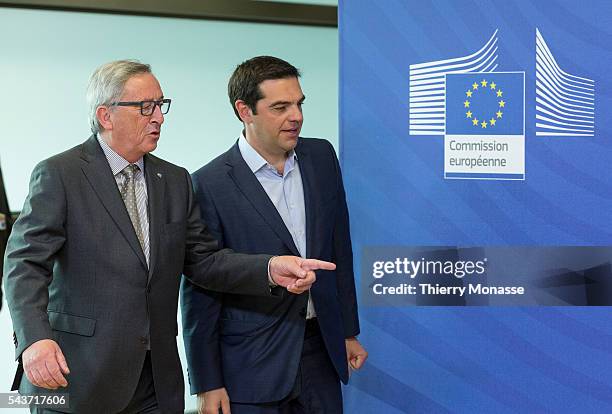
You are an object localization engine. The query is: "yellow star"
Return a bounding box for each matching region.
[481,79,488,87]
[466,110,472,118]
[466,90,473,98]
[472,118,479,126]
[481,120,488,128]
[499,100,506,108]
[496,110,503,118]
[490,118,496,126]
[490,82,496,90]
[497,89,503,97]
[472,82,479,90]
[464,100,470,108]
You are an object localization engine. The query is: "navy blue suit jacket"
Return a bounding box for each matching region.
[180,138,360,403]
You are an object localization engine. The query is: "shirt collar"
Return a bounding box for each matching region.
[97,134,145,176]
[238,132,297,175]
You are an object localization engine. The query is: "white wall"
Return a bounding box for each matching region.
[0,6,337,412]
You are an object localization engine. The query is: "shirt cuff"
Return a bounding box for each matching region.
[267,256,278,287]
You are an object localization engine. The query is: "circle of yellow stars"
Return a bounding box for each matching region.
[463,78,506,129]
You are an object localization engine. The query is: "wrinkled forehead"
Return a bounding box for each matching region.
[121,73,164,100]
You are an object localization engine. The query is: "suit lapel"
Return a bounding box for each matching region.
[226,142,300,256]
[144,155,165,281]
[79,136,148,270]
[295,143,316,259]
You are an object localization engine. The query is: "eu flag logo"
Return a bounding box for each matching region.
[446,73,524,135]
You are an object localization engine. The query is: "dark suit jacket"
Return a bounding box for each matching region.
[181,138,360,403]
[3,136,274,414]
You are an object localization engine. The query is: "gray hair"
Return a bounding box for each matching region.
[86,60,152,134]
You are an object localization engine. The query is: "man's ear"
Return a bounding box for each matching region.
[235,100,254,124]
[96,106,113,131]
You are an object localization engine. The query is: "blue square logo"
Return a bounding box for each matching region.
[446,72,524,136]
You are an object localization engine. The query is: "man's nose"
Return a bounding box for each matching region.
[151,103,164,124]
[288,104,303,122]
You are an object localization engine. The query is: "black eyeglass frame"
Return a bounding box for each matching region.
[110,98,172,116]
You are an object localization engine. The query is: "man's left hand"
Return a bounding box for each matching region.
[346,337,368,373]
[269,256,335,294]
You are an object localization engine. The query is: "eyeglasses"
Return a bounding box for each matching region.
[110,98,172,116]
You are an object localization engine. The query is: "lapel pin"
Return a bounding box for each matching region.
[156,173,163,178]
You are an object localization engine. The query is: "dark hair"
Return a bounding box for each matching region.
[228,56,301,121]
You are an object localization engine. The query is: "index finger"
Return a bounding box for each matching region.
[300,259,336,271]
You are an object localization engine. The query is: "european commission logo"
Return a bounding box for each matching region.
[409,29,595,180]
[445,72,524,179]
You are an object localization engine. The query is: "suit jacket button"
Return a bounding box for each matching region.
[140,337,148,345]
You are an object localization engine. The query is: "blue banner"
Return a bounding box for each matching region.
[340,0,612,412]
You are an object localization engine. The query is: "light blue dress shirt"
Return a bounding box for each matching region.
[238,134,316,318]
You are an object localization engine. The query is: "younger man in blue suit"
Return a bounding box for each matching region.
[181,56,367,413]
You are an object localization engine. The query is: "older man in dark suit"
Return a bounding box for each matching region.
[181,56,367,414]
[3,60,334,414]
